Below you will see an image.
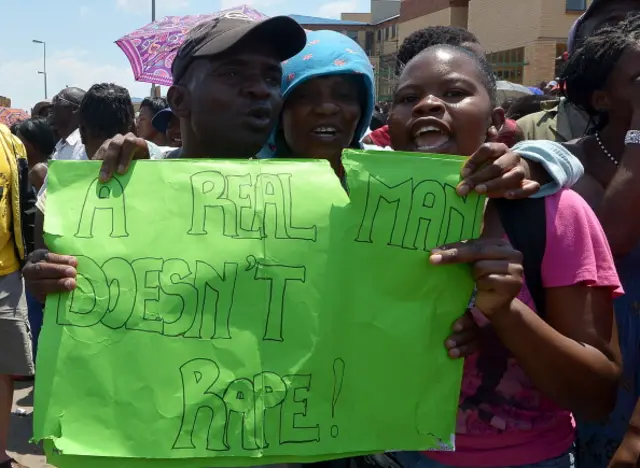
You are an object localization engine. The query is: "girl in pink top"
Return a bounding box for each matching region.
[387,45,623,468]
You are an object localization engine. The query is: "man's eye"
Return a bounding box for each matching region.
[444,89,468,98]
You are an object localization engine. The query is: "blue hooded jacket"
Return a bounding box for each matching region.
[259,30,376,159]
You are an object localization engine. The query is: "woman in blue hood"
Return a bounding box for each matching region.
[260,30,374,179]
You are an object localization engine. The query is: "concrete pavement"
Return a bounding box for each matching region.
[8,381,50,468]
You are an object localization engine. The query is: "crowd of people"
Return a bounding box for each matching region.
[0,0,639,467]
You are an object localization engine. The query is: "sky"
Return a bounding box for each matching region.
[2,0,371,111]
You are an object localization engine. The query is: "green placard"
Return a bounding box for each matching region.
[34,150,484,467]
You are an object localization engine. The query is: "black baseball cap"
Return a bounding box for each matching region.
[171,16,307,84]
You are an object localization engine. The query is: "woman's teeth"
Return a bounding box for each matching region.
[413,126,450,150]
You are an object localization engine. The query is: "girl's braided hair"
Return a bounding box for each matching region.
[562,13,640,132]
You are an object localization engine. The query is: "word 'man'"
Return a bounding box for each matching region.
[173,359,320,452]
[355,176,483,251]
[74,172,318,242]
[55,256,305,342]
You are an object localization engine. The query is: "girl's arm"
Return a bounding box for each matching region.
[491,286,621,420]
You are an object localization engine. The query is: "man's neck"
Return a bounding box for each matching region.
[180,143,254,160]
[58,126,77,142]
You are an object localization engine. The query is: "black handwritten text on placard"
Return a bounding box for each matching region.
[55,256,305,342]
[355,175,483,250]
[72,172,318,242]
[173,359,322,452]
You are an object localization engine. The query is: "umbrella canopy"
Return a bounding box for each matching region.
[496,80,534,103]
[0,107,29,127]
[115,4,269,87]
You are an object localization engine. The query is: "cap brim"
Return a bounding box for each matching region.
[152,108,174,133]
[196,16,307,62]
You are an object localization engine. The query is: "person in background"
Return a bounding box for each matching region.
[14,118,55,362]
[151,108,182,147]
[507,95,556,122]
[389,43,622,468]
[136,97,169,146]
[49,87,87,160]
[31,100,52,120]
[77,84,136,159]
[0,124,35,468]
[15,118,55,190]
[518,0,638,144]
[562,14,640,467]
[33,83,136,237]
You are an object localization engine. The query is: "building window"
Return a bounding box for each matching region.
[346,30,358,41]
[566,0,586,11]
[377,29,381,41]
[391,24,397,38]
[385,27,389,40]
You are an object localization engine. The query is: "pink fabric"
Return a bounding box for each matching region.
[427,189,622,467]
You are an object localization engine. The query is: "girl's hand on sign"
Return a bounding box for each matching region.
[22,249,78,303]
[430,238,524,318]
[457,142,540,199]
[445,310,479,358]
[92,133,150,183]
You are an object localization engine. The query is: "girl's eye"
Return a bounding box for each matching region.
[444,89,468,98]
[401,95,419,104]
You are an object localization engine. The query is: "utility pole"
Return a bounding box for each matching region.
[33,40,48,99]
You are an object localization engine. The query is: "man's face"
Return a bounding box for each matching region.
[50,93,78,135]
[580,0,638,40]
[175,40,283,157]
[136,106,156,140]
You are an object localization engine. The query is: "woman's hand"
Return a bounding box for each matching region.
[92,133,149,182]
[22,249,78,302]
[457,143,540,199]
[430,238,524,318]
[445,310,479,358]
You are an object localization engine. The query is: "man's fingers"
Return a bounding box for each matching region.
[43,252,78,266]
[96,134,125,182]
[24,262,77,280]
[430,241,522,265]
[481,168,527,197]
[28,278,77,302]
[461,143,512,178]
[503,180,541,199]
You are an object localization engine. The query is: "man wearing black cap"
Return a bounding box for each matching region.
[24,15,307,292]
[164,14,306,160]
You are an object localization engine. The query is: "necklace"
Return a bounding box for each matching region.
[595,132,620,167]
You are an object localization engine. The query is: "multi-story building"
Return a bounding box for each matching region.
[0,96,11,108]
[290,0,592,100]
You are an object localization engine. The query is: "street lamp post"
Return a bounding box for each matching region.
[150,0,157,97]
[33,39,48,99]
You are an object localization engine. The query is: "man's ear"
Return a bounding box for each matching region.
[487,107,505,143]
[168,85,189,119]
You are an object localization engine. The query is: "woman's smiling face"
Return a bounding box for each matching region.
[388,46,503,157]
[281,75,362,161]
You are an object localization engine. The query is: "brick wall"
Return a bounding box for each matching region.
[524,40,558,85]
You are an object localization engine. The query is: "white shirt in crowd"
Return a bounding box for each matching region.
[52,128,87,161]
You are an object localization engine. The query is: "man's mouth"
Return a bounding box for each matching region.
[413,125,451,152]
[245,107,272,128]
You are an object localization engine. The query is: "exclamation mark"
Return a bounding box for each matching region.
[331,358,345,438]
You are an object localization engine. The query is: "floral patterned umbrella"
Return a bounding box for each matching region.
[115,4,269,86]
[0,107,30,127]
